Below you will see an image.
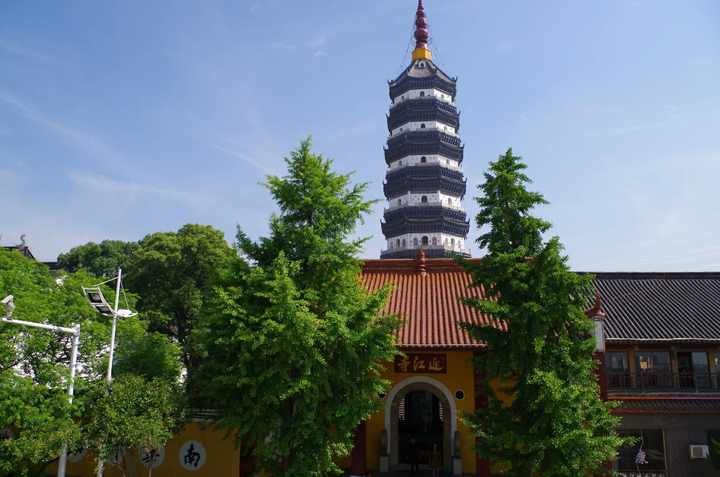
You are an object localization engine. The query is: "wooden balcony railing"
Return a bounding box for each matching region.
[607,371,720,393]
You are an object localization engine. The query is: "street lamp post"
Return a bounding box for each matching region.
[1,295,81,477]
[81,269,136,477]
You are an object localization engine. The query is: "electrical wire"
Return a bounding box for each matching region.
[427,24,447,71]
[91,276,119,288]
[395,22,417,78]
[121,281,131,311]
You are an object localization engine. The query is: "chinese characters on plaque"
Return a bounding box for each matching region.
[139,447,165,468]
[179,440,206,471]
[394,354,446,373]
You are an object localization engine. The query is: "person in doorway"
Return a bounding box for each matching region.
[407,437,420,476]
[429,443,441,477]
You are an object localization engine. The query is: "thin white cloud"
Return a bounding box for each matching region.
[0,39,49,62]
[14,161,26,167]
[249,3,262,12]
[314,51,328,57]
[307,36,327,49]
[67,170,195,203]
[0,92,141,178]
[208,143,276,174]
[271,41,294,51]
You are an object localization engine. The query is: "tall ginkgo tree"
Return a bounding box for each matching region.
[198,138,403,477]
[458,148,629,475]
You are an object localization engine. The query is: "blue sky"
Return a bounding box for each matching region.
[1,0,719,270]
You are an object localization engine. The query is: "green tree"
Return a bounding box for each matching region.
[58,225,237,375]
[0,248,145,476]
[709,439,720,470]
[58,239,140,278]
[82,375,183,477]
[457,148,628,475]
[123,224,236,372]
[198,138,402,477]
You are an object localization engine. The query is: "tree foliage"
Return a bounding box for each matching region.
[0,248,184,476]
[457,149,629,475]
[198,138,402,477]
[0,249,142,475]
[124,224,236,371]
[82,375,184,477]
[59,240,140,278]
[57,225,237,375]
[709,439,720,470]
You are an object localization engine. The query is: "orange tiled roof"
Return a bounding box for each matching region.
[361,256,501,349]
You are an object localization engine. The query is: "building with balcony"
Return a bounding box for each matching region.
[591,271,720,477]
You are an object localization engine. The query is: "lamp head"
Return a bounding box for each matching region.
[1,295,14,318]
[82,287,115,316]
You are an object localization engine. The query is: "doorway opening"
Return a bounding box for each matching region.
[398,390,443,467]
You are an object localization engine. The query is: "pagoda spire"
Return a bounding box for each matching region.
[412,0,432,61]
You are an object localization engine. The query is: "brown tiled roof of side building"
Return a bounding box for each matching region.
[361,257,501,349]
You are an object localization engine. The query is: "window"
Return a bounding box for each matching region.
[422,236,428,246]
[432,237,437,245]
[606,351,630,389]
[451,238,455,247]
[396,239,400,247]
[419,91,425,97]
[444,238,448,245]
[447,198,452,205]
[617,430,666,475]
[402,239,406,247]
[420,156,427,163]
[606,352,629,373]
[420,123,426,128]
[421,196,428,203]
[635,351,671,372]
[677,351,709,373]
[413,238,418,246]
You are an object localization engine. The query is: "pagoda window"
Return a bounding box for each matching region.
[413,238,419,246]
[402,239,406,247]
[432,237,437,245]
[451,238,455,247]
[421,156,427,163]
[420,91,425,97]
[444,238,448,245]
[420,123,426,128]
[422,236,429,245]
[421,196,428,203]
[396,239,400,247]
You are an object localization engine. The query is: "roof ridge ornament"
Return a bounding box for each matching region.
[416,249,427,277]
[412,0,432,61]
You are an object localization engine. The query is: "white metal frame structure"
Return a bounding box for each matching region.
[1,295,81,477]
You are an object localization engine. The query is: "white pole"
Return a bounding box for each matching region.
[57,325,80,477]
[98,268,122,477]
[106,268,122,383]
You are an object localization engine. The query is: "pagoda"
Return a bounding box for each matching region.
[380,1,470,259]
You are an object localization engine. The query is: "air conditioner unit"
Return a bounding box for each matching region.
[689,445,709,459]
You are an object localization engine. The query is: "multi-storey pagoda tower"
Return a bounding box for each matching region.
[380,1,470,259]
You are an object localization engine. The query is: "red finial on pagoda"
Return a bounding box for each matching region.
[414,0,429,50]
[411,0,432,61]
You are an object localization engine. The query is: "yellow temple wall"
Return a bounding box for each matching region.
[45,421,240,477]
[365,350,480,474]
